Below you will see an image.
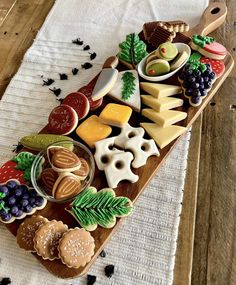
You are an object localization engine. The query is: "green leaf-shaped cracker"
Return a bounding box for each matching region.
[20,134,73,151]
[121,71,136,101]
[66,187,133,231]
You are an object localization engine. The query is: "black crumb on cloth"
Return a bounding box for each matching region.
[0,277,11,285]
[72,38,83,45]
[104,264,115,278]
[81,62,93,69]
[72,68,79,75]
[99,249,106,258]
[59,73,68,80]
[89,52,97,60]
[42,78,54,86]
[49,88,61,97]
[83,45,90,51]
[87,274,97,285]
[12,142,24,153]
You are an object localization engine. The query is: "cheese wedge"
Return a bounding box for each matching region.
[92,68,118,100]
[140,82,182,98]
[141,95,184,112]
[76,115,112,148]
[99,103,132,127]
[142,109,187,127]
[140,123,186,149]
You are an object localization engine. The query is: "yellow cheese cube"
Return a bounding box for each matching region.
[141,95,183,112]
[99,103,132,127]
[140,82,182,98]
[76,115,112,148]
[140,122,186,149]
[142,109,187,127]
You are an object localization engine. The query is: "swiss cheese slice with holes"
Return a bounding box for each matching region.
[140,123,186,149]
[142,109,187,127]
[141,95,183,112]
[140,82,182,98]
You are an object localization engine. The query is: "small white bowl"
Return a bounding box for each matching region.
[137,43,191,82]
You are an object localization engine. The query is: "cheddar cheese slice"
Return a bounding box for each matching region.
[140,82,182,98]
[99,103,132,127]
[142,109,187,127]
[76,115,112,148]
[141,95,183,112]
[140,123,186,149]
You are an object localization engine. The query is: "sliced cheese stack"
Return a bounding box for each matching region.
[140,82,187,149]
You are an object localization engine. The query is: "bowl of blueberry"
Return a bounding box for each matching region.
[0,179,47,223]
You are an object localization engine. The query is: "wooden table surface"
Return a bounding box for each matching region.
[0,1,235,284]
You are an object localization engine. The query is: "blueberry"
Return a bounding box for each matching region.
[209,72,216,79]
[29,189,37,197]
[201,89,207,97]
[15,188,23,198]
[8,196,16,206]
[0,212,12,222]
[205,81,212,89]
[182,81,189,88]
[0,186,9,196]
[25,205,33,213]
[188,76,195,83]
[14,209,23,217]
[196,76,204,83]
[194,70,201,77]
[204,76,209,82]
[21,199,29,207]
[6,180,18,190]
[11,206,19,215]
[185,69,193,76]
[191,82,200,89]
[19,185,28,193]
[179,72,185,81]
[199,84,205,90]
[193,90,201,97]
[34,196,44,207]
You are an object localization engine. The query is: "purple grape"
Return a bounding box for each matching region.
[14,209,23,217]
[8,196,16,206]
[191,96,201,104]
[22,193,30,200]
[29,197,36,205]
[205,81,212,89]
[194,70,201,76]
[199,84,205,90]
[183,81,190,88]
[20,199,29,207]
[29,189,37,197]
[188,76,195,83]
[25,205,33,213]
[200,90,207,97]
[196,76,204,83]
[209,72,216,80]
[0,186,9,196]
[6,180,18,190]
[193,90,201,97]
[204,76,209,82]
[11,206,19,216]
[15,188,23,198]
[191,82,200,89]
[185,69,193,76]
[34,196,44,207]
[0,212,12,222]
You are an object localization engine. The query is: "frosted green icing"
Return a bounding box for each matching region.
[121,72,136,100]
[69,187,133,230]
[118,33,148,66]
[192,35,214,48]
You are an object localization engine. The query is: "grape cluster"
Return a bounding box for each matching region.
[0,180,45,222]
[179,63,216,106]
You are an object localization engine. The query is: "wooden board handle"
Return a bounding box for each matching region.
[185,2,227,37]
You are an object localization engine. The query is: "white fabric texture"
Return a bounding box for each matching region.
[0,0,208,284]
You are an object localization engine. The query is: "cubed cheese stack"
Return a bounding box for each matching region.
[140,82,187,149]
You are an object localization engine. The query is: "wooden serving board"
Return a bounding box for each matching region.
[4,2,234,279]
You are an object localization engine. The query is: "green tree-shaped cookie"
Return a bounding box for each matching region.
[66,187,133,231]
[118,33,148,67]
[121,71,136,100]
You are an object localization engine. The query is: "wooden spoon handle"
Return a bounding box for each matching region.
[185,2,227,37]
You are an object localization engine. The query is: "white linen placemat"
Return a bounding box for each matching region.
[0,0,208,284]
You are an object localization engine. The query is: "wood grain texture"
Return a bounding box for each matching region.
[192,1,236,284]
[173,115,202,285]
[0,0,55,99]
[0,0,16,27]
